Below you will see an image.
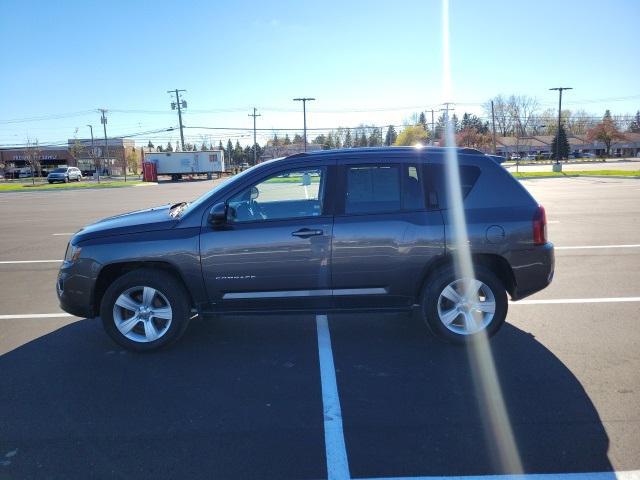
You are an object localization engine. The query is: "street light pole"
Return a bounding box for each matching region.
[293,97,315,152]
[86,124,99,183]
[549,87,572,166]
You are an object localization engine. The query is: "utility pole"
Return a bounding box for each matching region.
[99,109,109,176]
[549,87,572,167]
[86,124,99,183]
[293,97,315,152]
[168,89,187,151]
[491,100,497,154]
[248,107,261,165]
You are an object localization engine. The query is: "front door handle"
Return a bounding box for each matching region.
[291,228,323,238]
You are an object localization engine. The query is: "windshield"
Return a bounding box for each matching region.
[177,165,260,217]
[51,168,67,173]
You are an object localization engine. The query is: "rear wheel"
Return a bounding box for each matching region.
[421,265,507,344]
[100,269,191,352]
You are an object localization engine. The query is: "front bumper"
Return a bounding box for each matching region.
[57,260,96,318]
[509,242,555,300]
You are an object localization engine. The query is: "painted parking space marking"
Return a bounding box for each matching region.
[0,260,62,265]
[511,297,640,305]
[356,469,640,480]
[316,314,351,480]
[555,244,640,250]
[0,260,62,264]
[0,313,74,320]
[52,233,74,236]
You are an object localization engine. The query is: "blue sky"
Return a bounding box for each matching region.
[1,0,638,147]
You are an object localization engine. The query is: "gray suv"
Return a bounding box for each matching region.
[57,147,554,351]
[48,167,82,183]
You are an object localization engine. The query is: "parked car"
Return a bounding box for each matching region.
[47,167,82,183]
[524,154,536,160]
[581,152,597,158]
[57,147,554,351]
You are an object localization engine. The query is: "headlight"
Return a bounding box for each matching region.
[64,243,82,263]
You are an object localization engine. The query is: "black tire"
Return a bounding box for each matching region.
[100,268,191,352]
[64,176,68,183]
[421,265,507,344]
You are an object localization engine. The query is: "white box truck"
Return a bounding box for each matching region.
[144,151,225,181]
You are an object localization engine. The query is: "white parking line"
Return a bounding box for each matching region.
[52,233,74,236]
[316,314,351,480]
[555,244,640,250]
[511,297,640,305]
[0,260,62,264]
[0,313,74,320]
[356,469,640,479]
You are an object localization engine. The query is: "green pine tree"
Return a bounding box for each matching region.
[418,112,427,129]
[359,129,368,147]
[551,125,570,160]
[344,129,353,147]
[385,126,397,146]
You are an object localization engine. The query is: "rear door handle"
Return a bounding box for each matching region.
[291,228,323,238]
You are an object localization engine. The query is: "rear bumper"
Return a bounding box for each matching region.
[509,242,555,300]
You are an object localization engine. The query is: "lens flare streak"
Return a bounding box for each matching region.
[441,0,524,474]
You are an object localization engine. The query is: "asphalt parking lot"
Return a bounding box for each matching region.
[1,176,639,479]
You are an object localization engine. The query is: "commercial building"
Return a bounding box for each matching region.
[495,133,640,157]
[0,138,138,176]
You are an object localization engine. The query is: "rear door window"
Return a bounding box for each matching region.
[343,164,426,215]
[345,165,401,214]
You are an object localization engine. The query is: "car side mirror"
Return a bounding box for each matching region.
[208,202,228,225]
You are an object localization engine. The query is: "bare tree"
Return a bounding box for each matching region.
[566,110,594,136]
[23,137,42,185]
[68,128,84,167]
[507,95,539,136]
[483,95,513,136]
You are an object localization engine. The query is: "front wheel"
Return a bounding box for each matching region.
[421,265,508,344]
[100,269,191,352]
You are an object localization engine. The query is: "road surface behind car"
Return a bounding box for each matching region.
[0,176,639,479]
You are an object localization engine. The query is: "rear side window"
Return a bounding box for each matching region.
[344,164,426,215]
[423,164,481,209]
[346,165,400,214]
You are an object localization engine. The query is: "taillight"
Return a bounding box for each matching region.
[533,205,547,245]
